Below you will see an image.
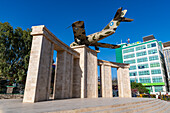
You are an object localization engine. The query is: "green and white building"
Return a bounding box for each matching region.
[116,35,169,94]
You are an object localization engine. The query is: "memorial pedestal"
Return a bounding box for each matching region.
[72,45,98,98]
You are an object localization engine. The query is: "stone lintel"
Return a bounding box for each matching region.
[98,59,130,68]
[31,25,80,58]
[71,45,99,53]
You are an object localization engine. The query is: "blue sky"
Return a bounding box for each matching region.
[1,0,170,78]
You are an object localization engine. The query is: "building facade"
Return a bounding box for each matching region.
[163,41,170,91]
[116,37,169,94]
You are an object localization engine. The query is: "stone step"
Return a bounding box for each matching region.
[53,99,157,113]
[113,100,163,113]
[82,99,160,113]
[150,101,170,113]
[136,101,167,113]
[163,105,170,113]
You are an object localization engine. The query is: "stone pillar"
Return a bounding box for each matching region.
[100,65,112,98]
[23,35,54,103]
[100,65,105,97]
[53,51,74,99]
[117,67,131,98]
[72,45,98,98]
[72,58,82,98]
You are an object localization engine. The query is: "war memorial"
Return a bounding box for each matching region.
[0,8,170,113]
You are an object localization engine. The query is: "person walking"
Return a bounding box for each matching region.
[156,93,158,99]
[166,92,168,100]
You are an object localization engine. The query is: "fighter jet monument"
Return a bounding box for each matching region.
[70,7,133,50]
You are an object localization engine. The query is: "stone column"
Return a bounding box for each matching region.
[86,47,98,98]
[53,51,74,99]
[72,58,82,98]
[100,65,112,98]
[69,55,74,98]
[72,46,86,98]
[72,45,98,98]
[23,35,54,103]
[100,65,105,97]
[117,67,131,98]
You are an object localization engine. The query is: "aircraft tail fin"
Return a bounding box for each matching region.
[72,21,86,44]
[103,7,133,31]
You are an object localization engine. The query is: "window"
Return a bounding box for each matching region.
[129,65,136,70]
[154,86,163,92]
[150,62,160,68]
[136,45,146,51]
[152,76,163,83]
[138,64,149,69]
[148,49,157,54]
[123,48,134,54]
[129,72,137,76]
[136,51,147,57]
[139,70,150,76]
[149,55,159,61]
[151,69,161,74]
[124,59,136,64]
[147,43,156,48]
[139,77,151,83]
[124,54,135,59]
[137,57,148,63]
[130,78,138,83]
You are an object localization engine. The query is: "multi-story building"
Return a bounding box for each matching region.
[163,41,170,91]
[116,35,169,94]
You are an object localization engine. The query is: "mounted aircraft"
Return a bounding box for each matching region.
[70,7,133,50]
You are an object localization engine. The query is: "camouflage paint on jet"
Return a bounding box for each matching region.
[70,7,133,50]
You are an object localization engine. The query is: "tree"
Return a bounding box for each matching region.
[0,22,32,85]
[131,82,149,94]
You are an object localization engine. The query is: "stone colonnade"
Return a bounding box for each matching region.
[23,25,79,102]
[23,25,131,103]
[98,60,132,98]
[23,25,98,103]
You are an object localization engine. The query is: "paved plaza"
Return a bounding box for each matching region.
[1,97,169,113]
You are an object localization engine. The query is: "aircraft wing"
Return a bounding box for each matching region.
[90,42,121,49]
[72,21,86,44]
